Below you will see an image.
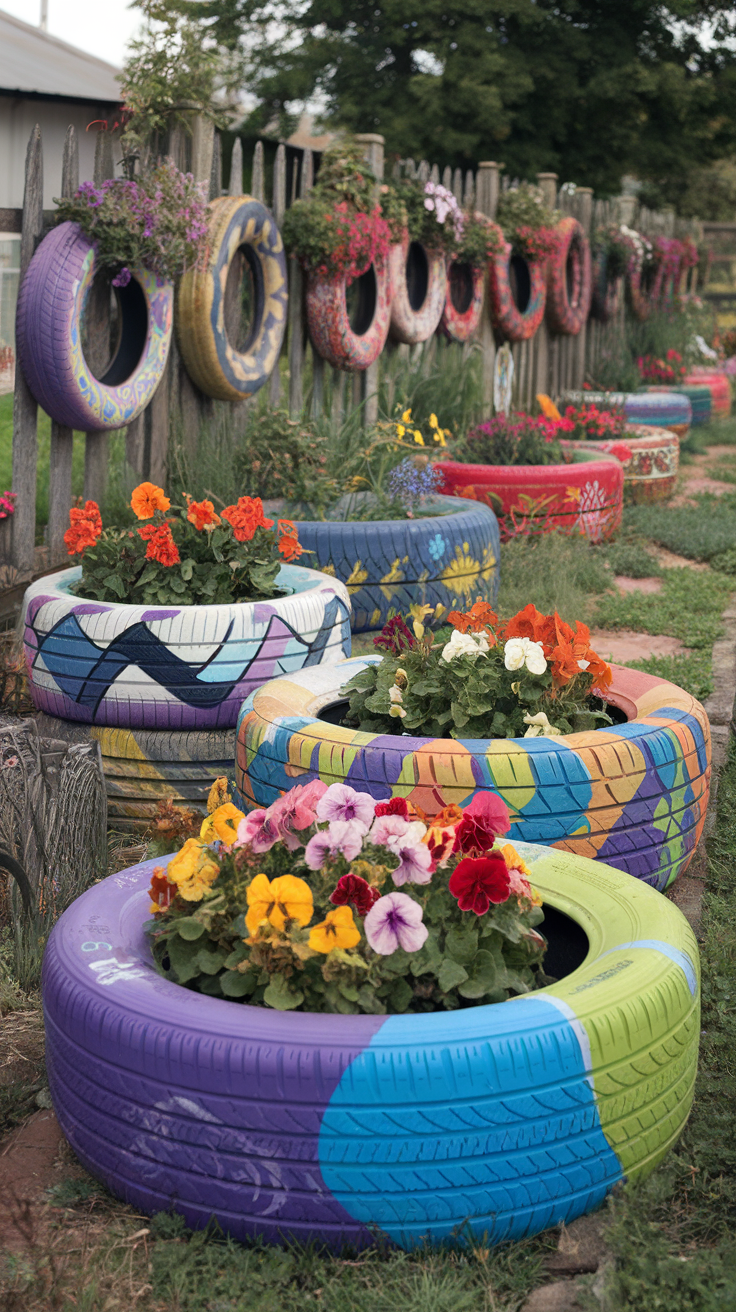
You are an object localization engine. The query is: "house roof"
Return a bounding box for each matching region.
[0,7,121,103]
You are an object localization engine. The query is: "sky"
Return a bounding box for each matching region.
[1,0,141,65]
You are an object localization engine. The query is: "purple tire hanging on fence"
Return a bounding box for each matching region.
[16,221,173,432]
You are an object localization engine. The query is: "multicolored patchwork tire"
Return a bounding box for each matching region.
[434,448,623,543]
[291,497,500,633]
[684,371,731,418]
[16,221,173,432]
[43,845,699,1249]
[489,241,546,342]
[236,658,710,891]
[22,564,351,730]
[641,385,712,428]
[545,217,592,336]
[565,425,679,504]
[561,390,692,438]
[177,196,288,402]
[35,713,234,832]
[389,236,447,344]
[306,258,391,371]
[438,258,484,343]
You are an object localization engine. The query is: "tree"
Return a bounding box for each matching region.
[188,0,736,194]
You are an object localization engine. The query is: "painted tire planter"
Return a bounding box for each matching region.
[435,447,623,543]
[34,713,234,831]
[16,221,173,432]
[236,658,710,891]
[562,390,692,438]
[545,217,592,336]
[291,496,500,634]
[684,371,731,418]
[566,424,679,504]
[177,195,287,402]
[642,384,712,428]
[22,564,351,730]
[389,236,446,344]
[590,251,621,324]
[306,258,391,371]
[626,258,655,322]
[43,845,699,1249]
[438,257,484,342]
[489,240,547,342]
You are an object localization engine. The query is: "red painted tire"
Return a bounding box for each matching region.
[438,258,484,342]
[590,251,621,324]
[546,217,592,336]
[16,221,173,432]
[626,259,654,322]
[435,447,623,542]
[565,424,679,505]
[684,371,731,418]
[489,241,546,342]
[388,235,446,344]
[306,259,391,371]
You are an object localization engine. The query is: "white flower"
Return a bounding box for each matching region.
[577,658,590,671]
[389,703,407,719]
[523,711,563,738]
[441,630,490,662]
[504,637,547,676]
[389,685,404,704]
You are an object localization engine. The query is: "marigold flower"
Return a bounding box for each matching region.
[186,498,220,531]
[222,496,274,542]
[137,522,180,567]
[309,905,361,953]
[199,802,245,845]
[245,873,314,937]
[330,873,381,916]
[131,482,170,519]
[449,853,511,914]
[166,838,220,901]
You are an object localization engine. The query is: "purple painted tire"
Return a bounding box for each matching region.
[389,235,446,344]
[22,563,351,729]
[16,221,173,432]
[306,259,391,371]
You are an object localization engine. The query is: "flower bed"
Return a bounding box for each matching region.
[562,390,692,437]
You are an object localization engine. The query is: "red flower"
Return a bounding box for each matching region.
[222,496,274,542]
[186,497,220,531]
[137,522,180,567]
[330,873,380,917]
[453,792,511,855]
[374,615,415,656]
[148,866,175,911]
[374,797,409,818]
[64,500,102,555]
[448,853,511,914]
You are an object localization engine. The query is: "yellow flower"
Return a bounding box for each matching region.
[207,776,230,813]
[401,408,412,422]
[396,423,406,438]
[536,392,562,422]
[413,430,425,446]
[166,838,220,902]
[309,906,361,953]
[429,413,439,428]
[245,873,314,937]
[409,602,434,639]
[500,843,532,878]
[434,428,448,447]
[200,802,245,845]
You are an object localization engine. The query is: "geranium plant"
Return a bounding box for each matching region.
[638,349,686,385]
[495,183,559,262]
[342,601,613,740]
[54,158,208,285]
[145,781,549,1014]
[282,139,390,280]
[64,482,304,606]
[557,403,626,441]
[449,412,567,467]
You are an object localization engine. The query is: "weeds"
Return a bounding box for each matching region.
[624,493,736,563]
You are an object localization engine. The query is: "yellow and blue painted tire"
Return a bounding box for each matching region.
[43,843,699,1247]
[235,657,711,890]
[177,195,287,402]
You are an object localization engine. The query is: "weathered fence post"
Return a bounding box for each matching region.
[11,124,43,578]
[47,125,78,561]
[533,171,558,400]
[476,161,499,413]
[251,141,264,202]
[269,144,287,408]
[355,133,385,426]
[574,186,594,391]
[229,137,243,196]
[83,130,115,506]
[288,148,312,416]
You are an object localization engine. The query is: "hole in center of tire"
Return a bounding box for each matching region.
[405,241,429,312]
[566,246,579,306]
[224,246,257,353]
[81,269,148,387]
[345,265,377,336]
[509,254,531,314]
[449,261,474,314]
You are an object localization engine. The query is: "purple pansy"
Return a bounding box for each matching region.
[364,892,428,955]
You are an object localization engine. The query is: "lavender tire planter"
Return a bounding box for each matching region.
[22,564,351,730]
[43,848,698,1249]
[389,236,447,344]
[16,221,173,432]
[306,260,391,371]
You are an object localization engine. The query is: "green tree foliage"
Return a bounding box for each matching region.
[184,0,736,194]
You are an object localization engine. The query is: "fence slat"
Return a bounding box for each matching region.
[229,138,243,196]
[83,130,116,506]
[476,162,498,413]
[251,141,264,201]
[288,148,312,415]
[210,131,222,200]
[452,167,463,202]
[269,144,287,408]
[10,124,43,577]
[47,125,79,562]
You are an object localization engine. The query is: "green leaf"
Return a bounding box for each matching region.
[167,935,202,983]
[223,942,248,968]
[180,559,194,582]
[220,969,255,997]
[102,572,125,598]
[437,958,469,992]
[176,917,206,941]
[264,974,304,1011]
[195,946,229,975]
[444,925,479,964]
[458,950,502,999]
[390,977,414,1012]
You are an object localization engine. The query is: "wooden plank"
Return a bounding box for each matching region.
[269,144,287,408]
[430,163,440,184]
[442,165,452,191]
[229,138,243,196]
[11,124,43,577]
[48,124,78,561]
[191,114,214,188]
[83,130,115,506]
[288,148,312,415]
[251,141,264,202]
[209,131,222,200]
[452,168,463,203]
[355,134,385,427]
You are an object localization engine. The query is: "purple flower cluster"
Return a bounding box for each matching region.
[387,458,443,514]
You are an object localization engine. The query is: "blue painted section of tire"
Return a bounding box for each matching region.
[177,196,288,402]
[16,221,173,432]
[42,845,699,1248]
[640,385,712,428]
[291,496,501,633]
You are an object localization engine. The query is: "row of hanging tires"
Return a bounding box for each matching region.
[17,196,597,431]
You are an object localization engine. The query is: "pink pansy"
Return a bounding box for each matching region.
[369,813,426,847]
[235,809,280,853]
[364,892,428,955]
[315,783,376,832]
[370,815,432,884]
[267,779,328,850]
[303,820,365,871]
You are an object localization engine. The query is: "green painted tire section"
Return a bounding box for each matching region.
[177,195,287,402]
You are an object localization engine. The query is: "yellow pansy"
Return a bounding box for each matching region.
[166,838,220,902]
[413,430,425,446]
[401,408,412,422]
[309,906,361,954]
[429,413,439,428]
[206,776,230,813]
[409,602,434,639]
[434,428,447,447]
[245,873,314,937]
[396,423,406,438]
[200,801,245,845]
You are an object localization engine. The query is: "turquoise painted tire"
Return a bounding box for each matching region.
[291,496,500,633]
[235,657,711,891]
[640,384,712,428]
[43,845,699,1248]
[177,196,287,401]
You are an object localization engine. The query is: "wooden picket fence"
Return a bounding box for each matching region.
[0,118,701,585]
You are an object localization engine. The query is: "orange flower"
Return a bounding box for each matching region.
[131,482,170,519]
[222,496,274,543]
[537,393,562,422]
[137,522,180,567]
[148,866,176,913]
[278,532,303,562]
[502,603,556,650]
[585,650,613,694]
[64,500,102,555]
[186,498,221,531]
[448,600,498,636]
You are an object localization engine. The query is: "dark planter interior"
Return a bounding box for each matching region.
[509,254,531,313]
[405,240,429,311]
[346,265,377,336]
[449,260,475,314]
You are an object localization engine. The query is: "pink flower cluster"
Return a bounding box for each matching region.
[0,491,16,520]
[638,349,686,385]
[423,182,464,241]
[320,202,391,282]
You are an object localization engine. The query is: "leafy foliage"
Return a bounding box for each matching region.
[494,184,558,260]
[451,412,567,467]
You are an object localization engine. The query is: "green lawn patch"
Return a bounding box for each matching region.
[623,495,736,564]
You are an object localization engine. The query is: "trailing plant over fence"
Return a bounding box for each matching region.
[495,183,559,261]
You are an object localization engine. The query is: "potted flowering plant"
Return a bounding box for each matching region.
[145,779,548,1013]
[638,350,686,386]
[22,482,351,729]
